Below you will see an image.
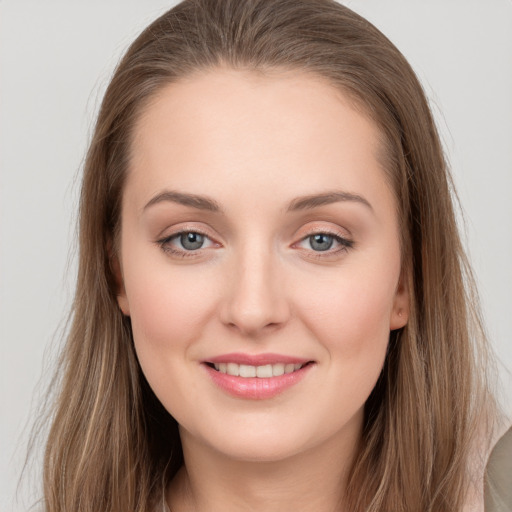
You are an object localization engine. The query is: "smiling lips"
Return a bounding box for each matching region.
[214,362,304,377]
[203,353,314,399]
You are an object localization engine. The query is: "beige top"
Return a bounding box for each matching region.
[485,426,512,512]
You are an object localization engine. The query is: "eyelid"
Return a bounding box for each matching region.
[292,225,354,256]
[294,222,352,242]
[156,224,221,258]
[155,223,354,259]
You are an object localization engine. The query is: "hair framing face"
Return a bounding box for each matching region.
[40,1,498,511]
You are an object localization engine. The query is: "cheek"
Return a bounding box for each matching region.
[305,275,394,336]
[123,262,221,409]
[293,261,398,368]
[120,237,221,370]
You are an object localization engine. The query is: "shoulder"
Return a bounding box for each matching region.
[485,425,512,512]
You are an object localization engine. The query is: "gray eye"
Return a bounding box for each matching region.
[180,232,205,250]
[309,234,334,251]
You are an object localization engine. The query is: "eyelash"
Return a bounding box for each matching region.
[295,231,354,259]
[157,229,217,259]
[156,229,354,259]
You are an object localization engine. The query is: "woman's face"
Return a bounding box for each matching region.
[116,69,409,462]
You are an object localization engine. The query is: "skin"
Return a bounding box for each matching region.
[116,68,409,512]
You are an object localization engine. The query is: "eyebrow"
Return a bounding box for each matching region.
[143,190,223,212]
[143,189,373,214]
[286,191,373,213]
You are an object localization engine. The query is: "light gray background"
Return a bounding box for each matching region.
[1,1,511,511]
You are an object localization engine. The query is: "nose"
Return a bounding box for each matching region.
[219,243,291,337]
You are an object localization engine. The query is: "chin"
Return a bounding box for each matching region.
[180,408,362,465]
[208,434,311,463]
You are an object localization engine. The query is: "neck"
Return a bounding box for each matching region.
[167,425,361,512]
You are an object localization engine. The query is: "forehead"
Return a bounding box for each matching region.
[133,67,381,152]
[126,68,393,216]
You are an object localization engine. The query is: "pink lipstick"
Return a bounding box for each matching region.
[202,353,314,399]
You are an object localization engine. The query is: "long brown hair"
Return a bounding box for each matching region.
[41,1,497,510]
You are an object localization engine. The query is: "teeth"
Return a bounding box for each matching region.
[256,364,272,378]
[239,364,256,377]
[227,362,239,376]
[272,363,285,376]
[212,362,306,377]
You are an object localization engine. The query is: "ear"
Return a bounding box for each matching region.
[389,270,409,330]
[109,242,130,316]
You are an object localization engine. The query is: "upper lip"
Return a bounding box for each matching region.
[204,352,312,366]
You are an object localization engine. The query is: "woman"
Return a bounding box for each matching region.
[40,0,499,510]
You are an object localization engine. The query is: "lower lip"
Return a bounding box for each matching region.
[203,363,314,400]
